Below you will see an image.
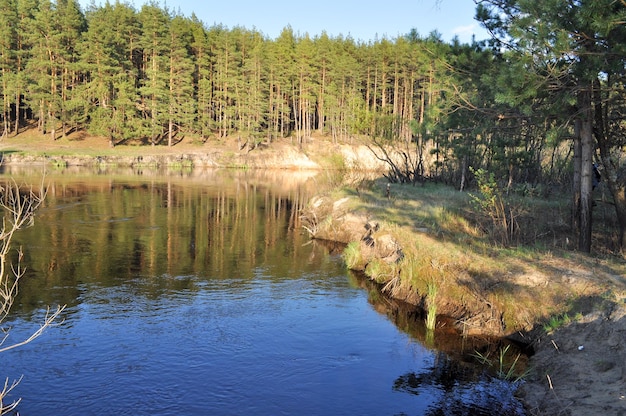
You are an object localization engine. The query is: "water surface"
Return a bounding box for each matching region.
[1,169,525,415]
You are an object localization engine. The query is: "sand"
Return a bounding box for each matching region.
[519,304,626,416]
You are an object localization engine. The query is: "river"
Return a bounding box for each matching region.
[0,167,525,415]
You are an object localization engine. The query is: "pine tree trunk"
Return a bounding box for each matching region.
[612,190,626,251]
[13,89,20,136]
[168,119,173,147]
[594,78,626,252]
[572,119,582,231]
[578,89,593,253]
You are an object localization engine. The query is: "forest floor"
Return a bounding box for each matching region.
[1,130,626,416]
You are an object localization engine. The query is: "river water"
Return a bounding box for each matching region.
[0,167,525,415]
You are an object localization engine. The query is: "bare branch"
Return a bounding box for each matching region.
[0,175,62,415]
[0,305,66,353]
[0,375,23,414]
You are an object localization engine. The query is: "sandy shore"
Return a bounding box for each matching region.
[518,304,626,415]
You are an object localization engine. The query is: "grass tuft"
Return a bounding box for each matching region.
[425,282,438,331]
[543,313,573,333]
[472,344,530,383]
[343,241,363,270]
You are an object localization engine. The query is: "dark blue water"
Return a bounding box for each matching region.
[1,170,525,415]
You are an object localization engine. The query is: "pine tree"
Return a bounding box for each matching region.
[236,29,267,145]
[268,27,296,140]
[80,1,138,146]
[0,0,18,138]
[166,14,195,146]
[294,34,316,146]
[12,0,37,135]
[188,15,211,141]
[55,0,86,136]
[477,0,626,252]
[26,0,61,139]
[207,25,239,139]
[137,2,170,145]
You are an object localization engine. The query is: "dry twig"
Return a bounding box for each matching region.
[0,177,66,415]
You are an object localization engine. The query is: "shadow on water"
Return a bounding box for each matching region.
[316,241,529,415]
[352,271,528,415]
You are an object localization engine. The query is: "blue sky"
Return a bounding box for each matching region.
[79,0,488,44]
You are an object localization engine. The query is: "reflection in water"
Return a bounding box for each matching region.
[1,168,525,416]
[344,270,527,416]
[7,169,317,315]
[393,354,524,416]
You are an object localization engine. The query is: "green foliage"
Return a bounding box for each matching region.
[476,0,626,250]
[469,168,519,246]
[364,258,385,282]
[469,168,499,213]
[324,152,347,172]
[0,0,492,157]
[167,159,194,170]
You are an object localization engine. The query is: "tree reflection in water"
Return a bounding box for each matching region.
[393,351,525,415]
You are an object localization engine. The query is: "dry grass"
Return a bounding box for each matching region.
[333,178,626,336]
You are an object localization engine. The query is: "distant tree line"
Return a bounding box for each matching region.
[0,0,463,148]
[0,0,568,182]
[1,0,625,251]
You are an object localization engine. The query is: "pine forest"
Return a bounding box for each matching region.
[1,0,626,250]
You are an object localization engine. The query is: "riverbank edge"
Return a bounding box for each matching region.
[0,134,389,172]
[300,193,626,416]
[0,148,322,170]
